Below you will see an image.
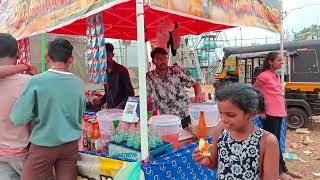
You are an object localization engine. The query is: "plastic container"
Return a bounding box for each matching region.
[149,115,181,150]
[96,109,124,143]
[189,104,220,127]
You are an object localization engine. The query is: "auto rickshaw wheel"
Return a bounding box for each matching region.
[287,108,308,129]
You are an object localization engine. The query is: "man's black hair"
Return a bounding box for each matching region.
[0,33,18,58]
[215,83,265,114]
[150,47,167,59]
[105,43,114,52]
[47,38,73,63]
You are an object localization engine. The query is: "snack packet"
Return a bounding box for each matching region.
[198,138,212,157]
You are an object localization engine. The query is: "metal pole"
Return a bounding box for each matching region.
[266,35,268,44]
[41,33,46,72]
[136,0,149,161]
[316,16,319,40]
[316,17,320,40]
[280,0,285,90]
[119,40,123,64]
[125,45,128,67]
[240,27,243,47]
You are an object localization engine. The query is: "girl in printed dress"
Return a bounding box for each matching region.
[193,83,279,180]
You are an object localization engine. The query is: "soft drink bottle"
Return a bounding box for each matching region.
[197,111,207,140]
[91,121,102,153]
[147,111,153,120]
[87,118,95,151]
[152,109,159,116]
[82,116,90,149]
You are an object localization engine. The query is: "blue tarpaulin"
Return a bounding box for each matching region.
[142,116,286,179]
[142,137,216,180]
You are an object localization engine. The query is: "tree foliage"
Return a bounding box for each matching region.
[295,24,318,40]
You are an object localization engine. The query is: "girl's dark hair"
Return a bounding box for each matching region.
[261,51,279,72]
[215,83,264,114]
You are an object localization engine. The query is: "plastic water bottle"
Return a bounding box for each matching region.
[148,127,157,149]
[112,120,123,144]
[133,131,141,150]
[155,126,162,145]
[127,125,135,147]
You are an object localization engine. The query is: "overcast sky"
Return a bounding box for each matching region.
[283,0,319,31]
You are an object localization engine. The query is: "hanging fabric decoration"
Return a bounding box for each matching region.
[16,38,31,65]
[85,12,107,83]
[167,21,181,56]
[156,19,170,51]
[156,18,181,57]
[172,21,181,50]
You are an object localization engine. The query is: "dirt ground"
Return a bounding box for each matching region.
[285,118,320,179]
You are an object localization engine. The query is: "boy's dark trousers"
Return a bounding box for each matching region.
[21,140,79,180]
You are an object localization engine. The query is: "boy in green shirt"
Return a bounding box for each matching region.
[10,38,85,180]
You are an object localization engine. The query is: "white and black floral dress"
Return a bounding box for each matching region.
[217,128,265,180]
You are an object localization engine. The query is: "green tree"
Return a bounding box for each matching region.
[295,24,318,40]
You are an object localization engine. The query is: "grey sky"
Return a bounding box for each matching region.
[283,0,319,32]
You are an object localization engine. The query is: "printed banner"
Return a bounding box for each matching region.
[150,0,281,32]
[77,153,142,180]
[0,0,123,40]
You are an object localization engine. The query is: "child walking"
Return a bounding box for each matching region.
[10,38,85,180]
[193,83,279,180]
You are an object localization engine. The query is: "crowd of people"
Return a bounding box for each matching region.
[0,32,303,180]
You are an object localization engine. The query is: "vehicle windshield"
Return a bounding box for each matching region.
[215,56,236,74]
[215,61,224,73]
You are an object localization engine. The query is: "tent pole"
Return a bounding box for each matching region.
[280,0,285,90]
[41,33,47,72]
[136,0,149,161]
